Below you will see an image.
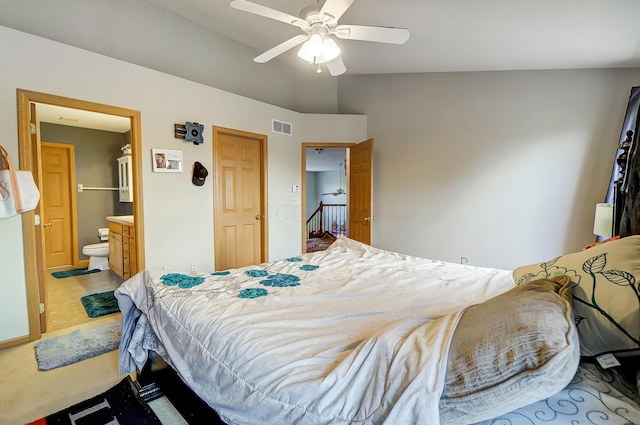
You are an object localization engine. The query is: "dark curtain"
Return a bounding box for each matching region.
[610,87,640,236]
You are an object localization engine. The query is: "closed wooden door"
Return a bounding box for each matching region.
[213,127,267,270]
[41,143,75,267]
[349,139,374,245]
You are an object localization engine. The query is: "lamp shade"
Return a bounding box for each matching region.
[593,203,614,237]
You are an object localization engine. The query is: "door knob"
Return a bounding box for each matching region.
[364,216,376,222]
[43,221,53,227]
[255,215,261,220]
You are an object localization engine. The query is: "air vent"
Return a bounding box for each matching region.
[272,119,292,136]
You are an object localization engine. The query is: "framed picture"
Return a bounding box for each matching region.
[152,149,182,173]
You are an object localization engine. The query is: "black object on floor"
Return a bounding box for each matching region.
[32,376,161,425]
[138,356,226,425]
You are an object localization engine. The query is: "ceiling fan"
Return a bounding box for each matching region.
[229,0,410,76]
[323,162,347,196]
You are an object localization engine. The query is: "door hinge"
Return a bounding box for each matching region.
[39,302,45,314]
[30,123,37,135]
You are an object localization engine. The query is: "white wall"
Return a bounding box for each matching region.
[0,0,338,113]
[306,172,318,219]
[0,26,366,342]
[317,170,348,206]
[338,69,640,270]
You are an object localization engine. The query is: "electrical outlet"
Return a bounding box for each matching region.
[460,256,469,265]
[190,263,197,272]
[292,197,300,205]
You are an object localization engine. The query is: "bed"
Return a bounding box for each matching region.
[116,90,640,424]
[116,235,640,424]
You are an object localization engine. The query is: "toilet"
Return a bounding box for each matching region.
[82,228,110,271]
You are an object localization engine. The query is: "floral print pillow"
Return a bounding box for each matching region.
[513,236,640,358]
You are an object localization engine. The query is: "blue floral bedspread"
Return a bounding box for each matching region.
[115,237,640,425]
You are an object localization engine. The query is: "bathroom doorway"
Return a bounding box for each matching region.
[38,129,128,332]
[17,89,145,340]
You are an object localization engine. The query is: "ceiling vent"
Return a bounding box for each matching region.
[272,119,292,136]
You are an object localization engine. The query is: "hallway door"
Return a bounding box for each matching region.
[349,139,374,245]
[41,142,76,268]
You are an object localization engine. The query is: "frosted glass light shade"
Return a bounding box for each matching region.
[593,203,613,237]
[306,33,324,56]
[322,37,341,61]
[297,44,314,63]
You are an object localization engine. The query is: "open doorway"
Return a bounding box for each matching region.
[38,110,132,332]
[301,139,375,253]
[301,143,352,253]
[17,89,145,341]
[305,147,348,252]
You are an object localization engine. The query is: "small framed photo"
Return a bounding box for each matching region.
[152,149,182,173]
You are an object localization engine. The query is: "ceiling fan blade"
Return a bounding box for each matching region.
[254,35,308,63]
[319,0,356,24]
[326,56,347,76]
[334,24,410,44]
[230,0,310,30]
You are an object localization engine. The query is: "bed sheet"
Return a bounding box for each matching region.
[473,361,640,425]
[116,237,515,425]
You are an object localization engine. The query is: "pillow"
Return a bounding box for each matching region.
[513,235,640,358]
[439,275,580,424]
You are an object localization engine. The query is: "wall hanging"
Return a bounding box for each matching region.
[175,122,204,145]
[152,149,183,173]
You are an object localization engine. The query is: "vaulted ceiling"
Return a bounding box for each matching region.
[146,0,640,75]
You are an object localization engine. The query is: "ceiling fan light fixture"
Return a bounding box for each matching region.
[306,33,324,56]
[232,0,410,76]
[322,37,341,62]
[297,44,315,63]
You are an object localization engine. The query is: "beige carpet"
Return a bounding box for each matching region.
[0,314,132,425]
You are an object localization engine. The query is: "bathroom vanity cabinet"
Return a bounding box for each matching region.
[107,216,136,279]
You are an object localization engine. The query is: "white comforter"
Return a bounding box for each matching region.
[116,237,514,425]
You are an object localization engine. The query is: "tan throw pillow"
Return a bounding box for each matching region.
[439,275,580,424]
[513,235,640,358]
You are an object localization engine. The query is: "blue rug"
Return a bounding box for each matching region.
[51,267,101,279]
[34,321,121,371]
[80,290,120,318]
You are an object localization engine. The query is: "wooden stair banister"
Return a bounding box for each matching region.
[306,202,324,238]
[306,201,347,239]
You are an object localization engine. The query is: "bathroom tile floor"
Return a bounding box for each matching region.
[45,267,125,332]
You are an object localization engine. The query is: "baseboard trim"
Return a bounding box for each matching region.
[0,334,31,350]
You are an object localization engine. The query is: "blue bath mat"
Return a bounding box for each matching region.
[80,290,120,318]
[51,267,101,279]
[34,321,121,371]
